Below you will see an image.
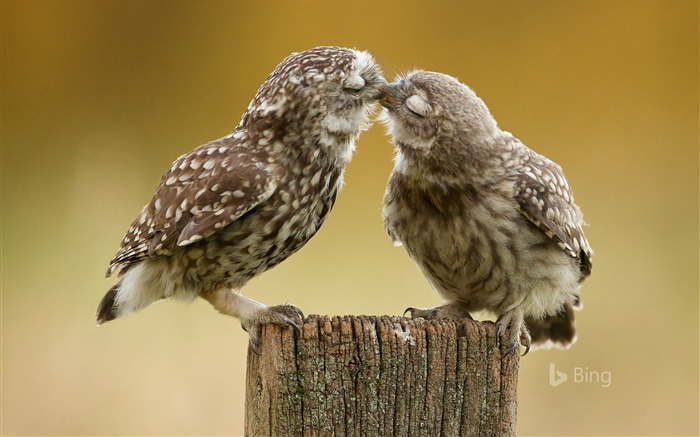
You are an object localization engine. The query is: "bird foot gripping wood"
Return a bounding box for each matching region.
[404,303,475,320]
[200,289,303,353]
[496,308,531,356]
[406,304,530,356]
[243,304,304,354]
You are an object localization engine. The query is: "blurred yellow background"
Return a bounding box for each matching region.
[2,1,698,436]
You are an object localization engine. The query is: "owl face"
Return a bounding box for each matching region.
[379,70,499,156]
[311,48,386,138]
[242,46,385,148]
[379,72,441,152]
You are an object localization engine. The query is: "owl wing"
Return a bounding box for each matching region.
[106,135,276,277]
[511,144,592,276]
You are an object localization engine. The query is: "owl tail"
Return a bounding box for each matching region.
[525,302,577,350]
[96,284,120,325]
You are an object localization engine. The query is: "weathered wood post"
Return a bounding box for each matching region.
[245,315,519,437]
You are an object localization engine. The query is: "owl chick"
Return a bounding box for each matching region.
[379,71,592,354]
[97,46,385,349]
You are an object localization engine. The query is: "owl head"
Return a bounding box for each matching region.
[378,70,502,183]
[241,46,385,159]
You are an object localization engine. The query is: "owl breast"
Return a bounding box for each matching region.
[384,174,581,318]
[172,162,343,293]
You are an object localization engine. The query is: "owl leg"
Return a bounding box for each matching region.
[496,307,531,356]
[201,289,303,352]
[404,302,474,320]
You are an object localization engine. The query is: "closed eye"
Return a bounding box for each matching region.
[405,94,431,117]
[343,75,366,93]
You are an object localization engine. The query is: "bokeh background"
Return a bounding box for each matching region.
[2,1,698,436]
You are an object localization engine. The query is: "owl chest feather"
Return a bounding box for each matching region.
[384,174,577,317]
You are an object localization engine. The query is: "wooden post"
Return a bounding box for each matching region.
[245,315,519,437]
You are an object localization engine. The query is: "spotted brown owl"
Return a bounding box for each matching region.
[379,71,592,353]
[97,46,385,349]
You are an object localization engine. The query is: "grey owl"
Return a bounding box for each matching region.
[379,70,592,353]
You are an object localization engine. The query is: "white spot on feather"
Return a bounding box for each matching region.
[203,159,216,170]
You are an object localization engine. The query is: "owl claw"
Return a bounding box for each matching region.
[496,308,531,356]
[276,304,304,322]
[244,304,304,353]
[404,304,473,321]
[404,307,438,319]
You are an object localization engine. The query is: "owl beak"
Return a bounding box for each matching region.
[378,83,398,110]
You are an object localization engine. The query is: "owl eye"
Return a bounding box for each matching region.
[343,75,366,93]
[405,94,431,117]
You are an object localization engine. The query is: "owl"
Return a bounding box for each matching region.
[379,71,592,353]
[97,46,385,349]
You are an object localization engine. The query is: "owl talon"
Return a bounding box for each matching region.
[242,304,304,353]
[404,307,437,319]
[403,307,415,318]
[265,304,304,327]
[283,317,300,332]
[404,304,473,321]
[248,329,263,355]
[497,308,531,356]
[276,304,304,322]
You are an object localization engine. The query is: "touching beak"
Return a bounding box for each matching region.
[378,83,398,110]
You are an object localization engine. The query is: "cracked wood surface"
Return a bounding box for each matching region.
[245,315,519,437]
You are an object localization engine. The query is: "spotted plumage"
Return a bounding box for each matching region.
[98,46,385,348]
[379,71,592,353]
